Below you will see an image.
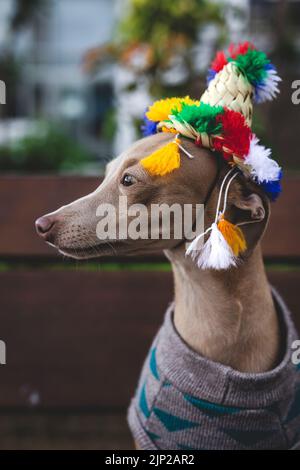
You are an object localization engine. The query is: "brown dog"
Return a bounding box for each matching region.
[36,132,279,373]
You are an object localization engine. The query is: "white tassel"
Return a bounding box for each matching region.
[188,223,237,270]
[254,68,281,104]
[244,136,281,183]
[186,231,206,257]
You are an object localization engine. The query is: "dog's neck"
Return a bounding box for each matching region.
[165,245,280,373]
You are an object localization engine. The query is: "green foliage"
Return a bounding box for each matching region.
[85,0,226,109]
[0,261,172,272]
[116,0,224,83]
[119,0,223,45]
[101,107,117,141]
[173,102,224,134]
[0,124,92,173]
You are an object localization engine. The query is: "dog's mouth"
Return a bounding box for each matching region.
[57,241,126,259]
[55,238,153,260]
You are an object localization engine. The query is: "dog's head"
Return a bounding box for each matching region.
[35,132,269,260]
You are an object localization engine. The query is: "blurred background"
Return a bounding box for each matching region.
[0,0,299,450]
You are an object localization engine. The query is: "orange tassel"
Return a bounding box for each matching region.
[140,138,181,176]
[217,216,247,256]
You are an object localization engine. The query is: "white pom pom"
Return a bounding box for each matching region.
[254,68,281,104]
[244,136,281,183]
[186,223,237,270]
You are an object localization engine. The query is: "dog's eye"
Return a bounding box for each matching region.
[121,173,136,187]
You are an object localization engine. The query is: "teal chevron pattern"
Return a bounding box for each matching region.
[184,394,241,417]
[149,347,160,380]
[162,381,171,388]
[139,382,150,419]
[145,429,160,441]
[153,407,199,432]
[222,428,276,447]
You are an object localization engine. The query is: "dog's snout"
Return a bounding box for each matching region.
[35,215,56,240]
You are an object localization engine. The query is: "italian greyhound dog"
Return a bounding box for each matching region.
[36,132,279,374]
[36,133,300,450]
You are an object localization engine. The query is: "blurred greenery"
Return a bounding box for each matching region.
[84,0,225,97]
[0,261,172,272]
[101,107,117,142]
[0,260,299,273]
[0,124,93,173]
[118,0,223,47]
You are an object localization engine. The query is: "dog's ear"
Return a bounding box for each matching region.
[224,175,270,255]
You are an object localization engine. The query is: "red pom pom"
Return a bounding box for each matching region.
[228,42,255,59]
[214,109,252,159]
[211,51,228,73]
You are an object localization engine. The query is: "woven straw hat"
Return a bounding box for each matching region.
[200,62,253,126]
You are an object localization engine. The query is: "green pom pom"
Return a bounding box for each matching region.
[229,49,269,85]
[172,102,224,135]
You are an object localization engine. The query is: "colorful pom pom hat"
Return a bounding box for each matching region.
[140,42,282,270]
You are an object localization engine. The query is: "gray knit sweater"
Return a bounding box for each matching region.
[128,288,300,450]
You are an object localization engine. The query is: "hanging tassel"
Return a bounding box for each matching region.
[140,137,181,176]
[188,222,238,270]
[217,216,247,256]
[185,230,207,257]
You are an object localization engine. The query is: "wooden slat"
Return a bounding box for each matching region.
[0,412,133,450]
[0,269,298,409]
[0,176,99,257]
[0,271,172,408]
[267,270,300,332]
[262,175,300,258]
[0,175,299,258]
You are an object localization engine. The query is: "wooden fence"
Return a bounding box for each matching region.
[0,174,299,411]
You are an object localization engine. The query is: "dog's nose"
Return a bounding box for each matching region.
[35,215,56,240]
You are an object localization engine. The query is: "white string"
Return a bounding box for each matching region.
[174,134,195,159]
[186,167,236,247]
[214,167,236,223]
[193,224,213,242]
[172,133,237,218]
[177,143,195,159]
[219,172,261,227]
[173,135,239,241]
[237,219,261,227]
[220,171,239,217]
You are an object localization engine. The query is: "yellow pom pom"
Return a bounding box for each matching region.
[146,96,199,122]
[141,139,181,176]
[217,216,247,256]
[161,126,177,134]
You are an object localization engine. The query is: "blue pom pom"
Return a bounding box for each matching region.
[253,79,264,102]
[141,113,158,137]
[206,69,217,85]
[264,63,276,72]
[253,63,280,104]
[260,170,283,201]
